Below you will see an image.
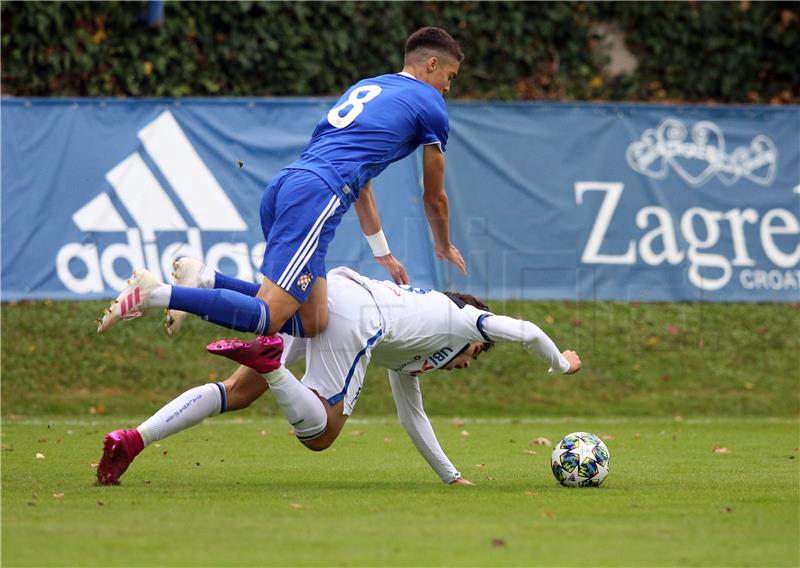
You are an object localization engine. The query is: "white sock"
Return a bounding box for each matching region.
[149,284,172,308]
[264,367,327,440]
[200,265,216,288]
[136,383,226,446]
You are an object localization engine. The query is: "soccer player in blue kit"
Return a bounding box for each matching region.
[97,27,467,340]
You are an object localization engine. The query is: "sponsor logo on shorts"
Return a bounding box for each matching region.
[296,273,312,292]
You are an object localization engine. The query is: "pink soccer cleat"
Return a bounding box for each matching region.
[96,429,144,485]
[206,336,284,373]
[97,269,163,333]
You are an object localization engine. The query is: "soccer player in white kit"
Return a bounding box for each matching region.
[97,266,581,486]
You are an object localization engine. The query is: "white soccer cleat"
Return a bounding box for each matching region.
[97,269,162,333]
[165,257,209,336]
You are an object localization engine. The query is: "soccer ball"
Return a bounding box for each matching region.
[551,432,610,487]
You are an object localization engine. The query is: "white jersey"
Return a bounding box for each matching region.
[293,267,571,484]
[335,268,489,375]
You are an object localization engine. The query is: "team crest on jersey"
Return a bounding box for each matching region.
[296,273,312,292]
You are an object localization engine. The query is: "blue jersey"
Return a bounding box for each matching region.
[285,72,449,205]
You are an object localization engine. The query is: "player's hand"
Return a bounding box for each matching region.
[562,350,581,374]
[450,477,474,486]
[374,253,410,285]
[435,243,467,275]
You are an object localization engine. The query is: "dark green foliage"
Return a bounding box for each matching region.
[2,1,797,101]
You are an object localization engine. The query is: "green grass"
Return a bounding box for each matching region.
[2,417,798,567]
[2,300,799,417]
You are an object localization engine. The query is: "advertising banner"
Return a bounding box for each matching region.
[2,99,798,302]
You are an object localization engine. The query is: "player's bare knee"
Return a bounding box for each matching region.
[300,436,333,452]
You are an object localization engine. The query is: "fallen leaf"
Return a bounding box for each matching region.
[712,447,730,454]
[660,374,670,382]
[162,450,168,456]
[35,452,45,460]
[523,449,537,455]
[543,511,556,518]
[524,490,537,497]
[260,430,268,436]
[475,463,486,468]
[491,538,506,547]
[289,503,303,509]
[645,335,660,347]
[544,314,555,325]
[756,326,769,335]
[52,493,64,498]
[460,430,470,437]
[90,463,99,469]
[383,437,393,443]
[451,418,465,427]
[667,324,680,337]
[349,430,364,437]
[572,319,582,327]
[531,437,552,447]
[234,416,243,424]
[723,506,733,513]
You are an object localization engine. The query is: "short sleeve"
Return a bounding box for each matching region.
[417,96,449,153]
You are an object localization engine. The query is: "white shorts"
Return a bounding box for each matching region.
[294,272,384,415]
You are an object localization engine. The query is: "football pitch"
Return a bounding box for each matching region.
[2,416,798,567]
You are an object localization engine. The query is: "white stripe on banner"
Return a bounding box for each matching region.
[277,195,340,289]
[138,111,247,232]
[105,153,188,241]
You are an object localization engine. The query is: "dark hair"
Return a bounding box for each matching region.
[405,27,464,63]
[443,291,489,312]
[444,291,494,352]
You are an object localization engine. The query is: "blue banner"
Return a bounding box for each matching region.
[2,99,798,302]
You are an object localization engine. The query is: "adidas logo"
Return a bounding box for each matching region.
[56,111,261,294]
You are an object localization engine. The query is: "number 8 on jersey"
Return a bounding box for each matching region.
[327,85,383,129]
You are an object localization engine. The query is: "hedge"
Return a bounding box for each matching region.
[2,1,798,102]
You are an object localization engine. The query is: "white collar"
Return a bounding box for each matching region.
[397,71,417,79]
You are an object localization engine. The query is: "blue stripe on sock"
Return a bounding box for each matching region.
[327,329,383,406]
[215,382,227,414]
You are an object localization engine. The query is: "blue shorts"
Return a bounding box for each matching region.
[259,169,347,303]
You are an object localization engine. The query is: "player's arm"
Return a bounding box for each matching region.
[387,369,471,485]
[422,144,466,275]
[354,180,409,285]
[481,315,581,375]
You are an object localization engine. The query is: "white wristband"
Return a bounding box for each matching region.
[365,229,390,257]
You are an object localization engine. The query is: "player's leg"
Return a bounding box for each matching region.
[292,274,383,449]
[96,369,258,486]
[165,257,309,338]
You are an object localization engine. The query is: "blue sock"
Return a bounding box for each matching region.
[214,272,261,297]
[169,287,270,334]
[278,313,306,338]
